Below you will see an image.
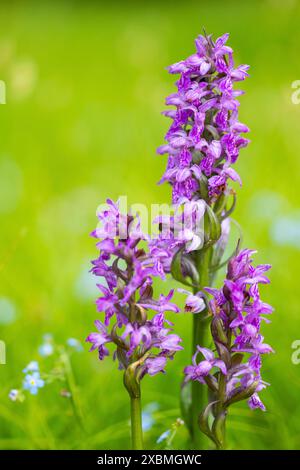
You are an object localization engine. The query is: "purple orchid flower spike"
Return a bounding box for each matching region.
[148,31,272,450]
[158,32,250,204]
[184,248,273,449]
[86,199,183,450]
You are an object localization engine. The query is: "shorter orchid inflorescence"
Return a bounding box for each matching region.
[86,199,182,449]
[183,249,273,448]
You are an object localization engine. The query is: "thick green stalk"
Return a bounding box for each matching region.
[130,387,143,450]
[191,247,212,449]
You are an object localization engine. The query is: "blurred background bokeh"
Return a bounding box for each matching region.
[0,0,300,450]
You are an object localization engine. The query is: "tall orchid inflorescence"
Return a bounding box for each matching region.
[151,31,254,447]
[152,31,251,294]
[152,31,273,449]
[158,31,249,205]
[86,31,273,451]
[86,200,182,449]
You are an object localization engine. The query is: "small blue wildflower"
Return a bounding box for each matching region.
[9,389,19,401]
[142,402,159,432]
[23,372,44,395]
[67,338,83,352]
[9,389,25,403]
[156,429,171,444]
[22,361,39,374]
[38,343,54,357]
[142,412,155,432]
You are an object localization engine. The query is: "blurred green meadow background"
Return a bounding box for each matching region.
[0,0,300,450]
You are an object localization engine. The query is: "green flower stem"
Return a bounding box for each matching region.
[124,357,146,450]
[215,373,227,450]
[191,247,212,449]
[130,387,143,450]
[61,350,85,432]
